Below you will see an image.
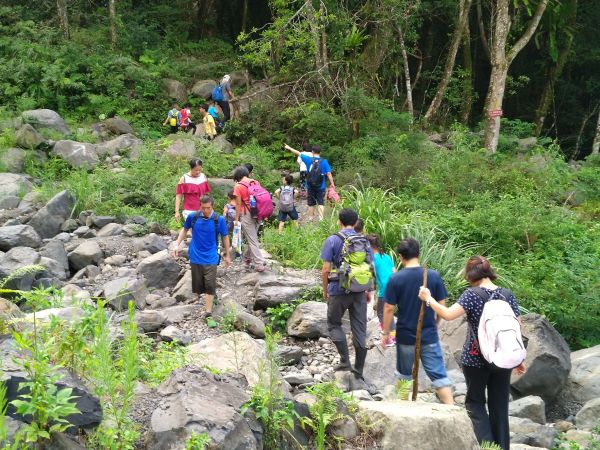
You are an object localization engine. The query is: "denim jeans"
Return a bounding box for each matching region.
[395,341,452,389]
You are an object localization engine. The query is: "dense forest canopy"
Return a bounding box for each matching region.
[0,0,598,157]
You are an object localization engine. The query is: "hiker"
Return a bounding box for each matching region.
[297,143,313,197]
[163,104,180,134]
[366,234,396,346]
[418,256,526,450]
[284,144,334,221]
[381,238,454,404]
[321,208,374,381]
[212,74,234,122]
[208,101,224,131]
[223,190,241,259]
[171,195,231,326]
[233,165,267,272]
[179,104,197,134]
[274,174,299,232]
[199,104,217,140]
[175,158,211,222]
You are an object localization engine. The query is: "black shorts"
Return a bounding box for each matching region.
[191,264,217,295]
[307,188,325,206]
[278,208,299,222]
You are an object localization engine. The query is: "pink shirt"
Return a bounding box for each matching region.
[176,173,211,211]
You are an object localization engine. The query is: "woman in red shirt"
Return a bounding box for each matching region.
[175,159,211,222]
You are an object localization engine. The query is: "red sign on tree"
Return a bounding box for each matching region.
[488,109,503,118]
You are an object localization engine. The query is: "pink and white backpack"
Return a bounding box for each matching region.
[474,288,527,369]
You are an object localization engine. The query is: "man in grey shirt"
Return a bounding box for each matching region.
[219,74,234,122]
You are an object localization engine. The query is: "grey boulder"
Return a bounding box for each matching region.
[103,277,148,311]
[509,416,558,449]
[22,109,70,134]
[286,301,328,339]
[136,250,180,289]
[211,134,233,154]
[0,225,41,251]
[162,78,187,102]
[0,148,27,173]
[0,173,33,210]
[164,139,195,159]
[135,310,167,333]
[190,80,216,98]
[160,325,191,345]
[28,190,75,239]
[52,140,99,168]
[103,117,134,135]
[147,367,260,450]
[68,241,103,272]
[96,133,142,158]
[15,124,45,149]
[134,233,167,254]
[0,247,41,290]
[511,314,571,402]
[575,397,600,430]
[565,344,600,405]
[509,396,546,424]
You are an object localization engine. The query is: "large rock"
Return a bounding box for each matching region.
[509,416,558,448]
[0,148,27,173]
[103,277,149,311]
[97,223,123,237]
[511,314,571,402]
[190,79,216,98]
[438,316,468,365]
[575,397,600,430]
[0,297,24,325]
[253,276,313,310]
[189,332,267,387]
[565,344,600,405]
[1,338,102,429]
[0,247,41,290]
[40,240,69,273]
[0,225,41,251]
[234,310,266,338]
[68,241,103,272]
[15,124,45,149]
[52,140,99,168]
[164,139,195,159]
[358,400,479,449]
[135,310,167,333]
[39,256,69,281]
[172,270,193,301]
[136,250,180,289]
[275,345,303,366]
[208,177,236,198]
[25,307,86,325]
[147,367,260,450]
[96,133,142,158]
[163,79,187,102]
[21,109,70,135]
[28,190,75,239]
[509,396,546,424]
[134,233,167,254]
[0,173,33,210]
[286,301,328,338]
[103,117,134,135]
[211,134,233,154]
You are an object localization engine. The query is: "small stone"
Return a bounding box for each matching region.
[160,325,191,345]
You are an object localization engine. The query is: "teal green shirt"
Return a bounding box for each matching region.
[374,253,394,298]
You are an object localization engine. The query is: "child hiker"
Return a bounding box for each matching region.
[274,174,299,232]
[163,104,180,134]
[223,190,241,259]
[366,234,396,346]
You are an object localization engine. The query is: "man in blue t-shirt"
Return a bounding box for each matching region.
[321,208,372,381]
[382,238,453,404]
[172,195,230,326]
[284,143,335,221]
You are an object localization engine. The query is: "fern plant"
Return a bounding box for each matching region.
[395,379,412,401]
[302,382,350,450]
[480,441,503,450]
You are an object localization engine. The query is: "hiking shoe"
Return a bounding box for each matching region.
[384,336,396,347]
[255,266,266,273]
[202,312,217,328]
[334,362,352,372]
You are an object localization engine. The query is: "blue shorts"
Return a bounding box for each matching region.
[278,208,299,222]
[395,341,452,389]
[307,188,325,206]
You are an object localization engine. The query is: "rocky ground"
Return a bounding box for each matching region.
[1,110,600,450]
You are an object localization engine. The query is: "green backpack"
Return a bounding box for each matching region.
[335,233,374,293]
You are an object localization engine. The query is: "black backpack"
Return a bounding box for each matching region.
[190,212,222,265]
[307,157,323,190]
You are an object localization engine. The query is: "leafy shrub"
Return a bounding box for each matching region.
[138,338,189,387]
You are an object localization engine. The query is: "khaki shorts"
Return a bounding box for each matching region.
[191,264,217,295]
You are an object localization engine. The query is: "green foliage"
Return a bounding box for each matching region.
[185,431,212,450]
[10,330,80,446]
[302,382,351,450]
[394,379,412,401]
[241,327,297,450]
[266,287,323,331]
[480,442,503,450]
[138,338,189,387]
[219,306,238,334]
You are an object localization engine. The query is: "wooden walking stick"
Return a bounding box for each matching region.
[412,264,428,401]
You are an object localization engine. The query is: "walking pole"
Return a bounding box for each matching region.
[411,264,428,401]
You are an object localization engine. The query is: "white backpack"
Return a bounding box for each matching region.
[474,288,527,369]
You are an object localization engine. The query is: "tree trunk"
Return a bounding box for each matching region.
[424,0,472,124]
[484,0,548,153]
[109,0,117,48]
[241,0,249,33]
[460,21,473,124]
[305,0,323,70]
[534,0,578,136]
[397,23,414,125]
[476,0,490,60]
[592,109,600,156]
[57,0,69,40]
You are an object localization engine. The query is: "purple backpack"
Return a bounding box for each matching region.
[240,180,274,221]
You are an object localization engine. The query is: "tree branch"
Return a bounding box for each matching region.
[507,0,549,64]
